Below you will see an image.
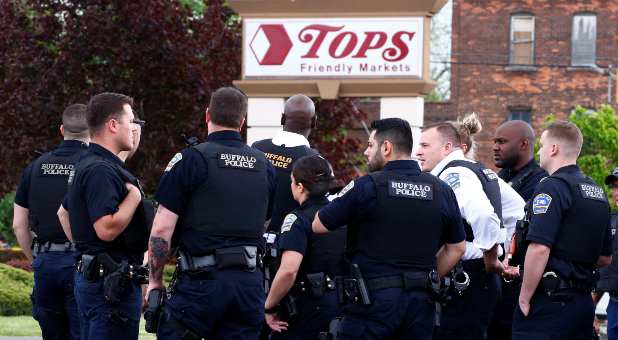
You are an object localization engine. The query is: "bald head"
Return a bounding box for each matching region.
[492,120,535,170]
[282,94,316,137]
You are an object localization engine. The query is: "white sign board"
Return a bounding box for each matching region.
[243,17,424,79]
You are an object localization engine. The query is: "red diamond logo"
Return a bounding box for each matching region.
[250,24,293,65]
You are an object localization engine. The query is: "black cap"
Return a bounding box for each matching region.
[605,167,618,185]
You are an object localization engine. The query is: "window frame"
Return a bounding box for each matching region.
[571,12,597,67]
[509,13,536,66]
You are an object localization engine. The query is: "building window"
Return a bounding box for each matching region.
[572,13,596,66]
[510,14,535,65]
[508,109,531,123]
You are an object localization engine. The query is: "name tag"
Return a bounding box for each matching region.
[579,183,607,202]
[482,169,498,182]
[388,180,433,200]
[39,163,73,176]
[217,153,258,170]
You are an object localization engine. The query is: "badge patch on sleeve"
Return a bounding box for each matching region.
[281,214,297,233]
[388,180,433,200]
[164,153,182,172]
[444,173,461,189]
[532,193,552,214]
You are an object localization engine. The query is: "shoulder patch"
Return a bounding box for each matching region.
[532,193,552,214]
[336,180,355,197]
[281,213,297,233]
[165,153,182,172]
[482,168,499,181]
[443,173,461,189]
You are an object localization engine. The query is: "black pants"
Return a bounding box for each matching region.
[487,279,517,340]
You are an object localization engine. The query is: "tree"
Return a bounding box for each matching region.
[0,0,366,195]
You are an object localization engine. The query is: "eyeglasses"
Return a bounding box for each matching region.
[131,119,146,128]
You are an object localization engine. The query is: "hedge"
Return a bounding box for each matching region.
[0,263,33,316]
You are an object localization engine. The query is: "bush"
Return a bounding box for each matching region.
[0,263,33,316]
[0,192,15,246]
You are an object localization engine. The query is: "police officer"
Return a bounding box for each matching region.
[493,120,547,202]
[512,121,612,339]
[253,94,318,232]
[12,104,89,340]
[147,87,276,339]
[596,167,618,339]
[264,155,346,339]
[312,118,466,340]
[417,121,514,340]
[67,92,148,340]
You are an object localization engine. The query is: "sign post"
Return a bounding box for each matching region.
[230,0,447,148]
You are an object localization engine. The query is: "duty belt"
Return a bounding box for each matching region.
[295,272,337,298]
[178,246,258,272]
[540,271,593,295]
[33,241,74,257]
[366,271,429,292]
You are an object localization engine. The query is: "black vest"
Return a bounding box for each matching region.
[597,213,618,292]
[347,171,444,268]
[69,152,149,261]
[28,148,86,243]
[295,197,347,277]
[177,142,270,255]
[252,139,317,232]
[439,160,503,242]
[550,173,610,264]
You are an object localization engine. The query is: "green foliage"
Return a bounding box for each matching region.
[0,264,33,316]
[0,192,16,246]
[546,105,618,206]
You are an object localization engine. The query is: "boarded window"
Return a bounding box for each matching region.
[572,14,596,66]
[510,15,535,65]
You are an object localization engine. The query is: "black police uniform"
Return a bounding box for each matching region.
[596,213,618,338]
[253,138,317,232]
[14,140,87,340]
[155,131,276,340]
[318,160,465,340]
[488,159,547,340]
[511,165,612,339]
[68,143,149,340]
[271,196,347,340]
[498,159,548,202]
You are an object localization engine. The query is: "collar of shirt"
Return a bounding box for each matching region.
[271,130,310,148]
[88,143,124,167]
[500,158,539,181]
[552,164,581,176]
[382,160,422,173]
[300,196,330,210]
[430,149,470,176]
[58,140,87,150]
[206,130,244,145]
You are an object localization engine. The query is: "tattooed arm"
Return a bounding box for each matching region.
[147,205,178,293]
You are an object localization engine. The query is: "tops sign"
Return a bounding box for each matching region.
[243,17,424,78]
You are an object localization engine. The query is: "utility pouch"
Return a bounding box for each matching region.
[281,293,298,319]
[103,261,130,304]
[215,246,257,270]
[306,272,326,298]
[81,254,99,281]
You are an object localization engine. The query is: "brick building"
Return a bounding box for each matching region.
[423,0,618,167]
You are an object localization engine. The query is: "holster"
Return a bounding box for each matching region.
[281,293,298,319]
[103,260,130,304]
[79,254,100,281]
[144,288,165,333]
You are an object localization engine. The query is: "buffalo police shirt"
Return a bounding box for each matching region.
[155,131,277,249]
[498,159,547,202]
[526,165,612,280]
[318,160,465,277]
[15,140,88,208]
